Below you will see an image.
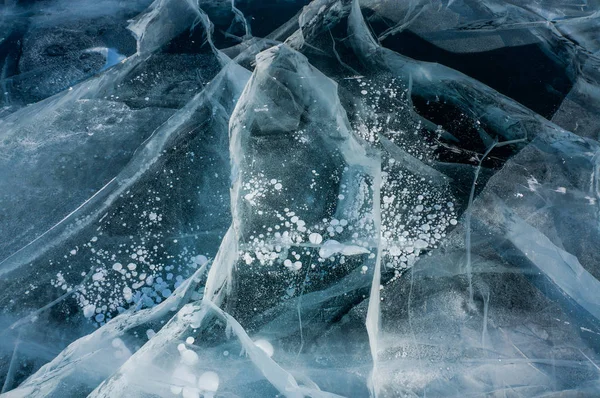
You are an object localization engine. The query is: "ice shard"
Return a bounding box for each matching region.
[1,0,600,396]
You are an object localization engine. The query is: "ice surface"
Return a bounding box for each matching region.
[1,0,600,396]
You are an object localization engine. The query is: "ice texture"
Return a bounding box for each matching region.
[1,0,600,396]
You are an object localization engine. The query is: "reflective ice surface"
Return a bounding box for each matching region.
[1,0,600,396]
